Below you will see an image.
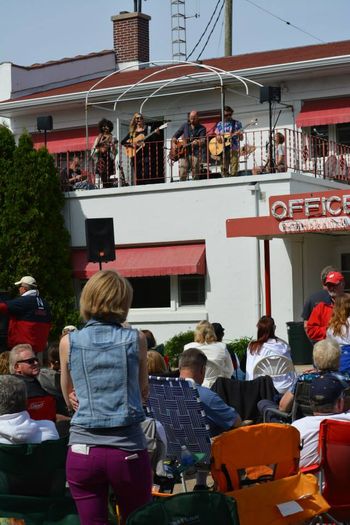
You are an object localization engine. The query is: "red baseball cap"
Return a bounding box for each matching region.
[325,271,344,285]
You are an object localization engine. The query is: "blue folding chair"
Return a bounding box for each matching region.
[147,376,212,491]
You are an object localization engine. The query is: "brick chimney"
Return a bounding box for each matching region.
[111,11,151,69]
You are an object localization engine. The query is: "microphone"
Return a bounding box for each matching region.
[277,101,294,109]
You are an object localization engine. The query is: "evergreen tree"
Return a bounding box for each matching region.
[0,130,76,337]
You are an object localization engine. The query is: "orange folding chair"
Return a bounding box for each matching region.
[211,423,329,525]
[211,423,300,492]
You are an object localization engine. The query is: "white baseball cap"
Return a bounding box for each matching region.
[14,276,37,288]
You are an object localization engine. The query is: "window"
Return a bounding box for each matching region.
[336,123,350,147]
[178,275,205,306]
[129,276,171,308]
[128,275,206,309]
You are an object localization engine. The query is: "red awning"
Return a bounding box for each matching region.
[72,244,206,279]
[31,126,99,154]
[296,97,350,127]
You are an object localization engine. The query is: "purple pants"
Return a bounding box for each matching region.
[67,446,152,525]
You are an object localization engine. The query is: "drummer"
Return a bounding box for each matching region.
[215,106,243,177]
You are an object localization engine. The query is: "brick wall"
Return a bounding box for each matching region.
[111,12,151,65]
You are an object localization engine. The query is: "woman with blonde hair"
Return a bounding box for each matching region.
[327,293,350,373]
[184,321,233,388]
[147,350,168,375]
[60,270,151,524]
[121,113,149,183]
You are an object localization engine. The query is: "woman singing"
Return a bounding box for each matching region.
[92,118,118,188]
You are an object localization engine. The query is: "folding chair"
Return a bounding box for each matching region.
[0,437,79,524]
[146,376,212,491]
[262,380,313,423]
[126,491,240,525]
[211,375,277,422]
[211,423,329,525]
[309,419,350,524]
[253,354,296,394]
[211,423,301,492]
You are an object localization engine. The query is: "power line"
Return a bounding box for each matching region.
[242,0,325,44]
[197,0,225,60]
[186,0,222,60]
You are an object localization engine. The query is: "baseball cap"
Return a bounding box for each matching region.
[325,271,344,285]
[14,276,37,288]
[310,375,348,406]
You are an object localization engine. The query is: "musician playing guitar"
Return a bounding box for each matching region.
[215,105,243,177]
[171,110,206,181]
[121,113,160,183]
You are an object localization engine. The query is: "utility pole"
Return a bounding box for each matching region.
[224,0,232,56]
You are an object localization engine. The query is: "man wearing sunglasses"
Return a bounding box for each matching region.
[9,344,56,422]
[0,275,51,355]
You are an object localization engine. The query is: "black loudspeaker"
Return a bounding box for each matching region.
[85,218,116,263]
[37,116,53,131]
[259,86,281,104]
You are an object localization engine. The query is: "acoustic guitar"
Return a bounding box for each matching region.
[209,119,258,158]
[169,135,206,163]
[124,123,167,158]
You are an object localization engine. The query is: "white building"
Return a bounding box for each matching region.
[1,10,350,344]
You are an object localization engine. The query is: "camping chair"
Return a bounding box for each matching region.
[262,380,313,423]
[211,375,278,422]
[211,423,301,492]
[0,437,79,524]
[252,354,296,394]
[146,376,212,491]
[126,491,240,525]
[0,437,69,496]
[211,423,329,525]
[308,419,350,524]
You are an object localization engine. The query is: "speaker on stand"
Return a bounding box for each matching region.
[85,218,116,271]
[37,116,53,148]
[259,86,282,173]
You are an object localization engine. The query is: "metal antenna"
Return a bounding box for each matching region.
[171,0,187,61]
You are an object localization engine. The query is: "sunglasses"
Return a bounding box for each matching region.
[16,357,39,365]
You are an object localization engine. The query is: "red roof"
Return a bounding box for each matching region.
[72,244,206,279]
[8,40,350,103]
[13,50,114,70]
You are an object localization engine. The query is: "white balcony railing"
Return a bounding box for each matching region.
[55,128,350,191]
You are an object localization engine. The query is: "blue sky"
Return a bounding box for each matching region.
[1,0,349,65]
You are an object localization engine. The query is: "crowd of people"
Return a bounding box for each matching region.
[60,109,285,189]
[0,265,349,522]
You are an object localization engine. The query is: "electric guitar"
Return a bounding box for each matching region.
[124,123,167,158]
[208,119,258,157]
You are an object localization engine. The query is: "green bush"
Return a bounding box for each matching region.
[226,337,251,360]
[164,330,194,368]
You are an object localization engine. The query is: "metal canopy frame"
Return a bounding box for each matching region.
[84,59,263,149]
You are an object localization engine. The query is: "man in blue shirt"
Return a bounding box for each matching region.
[179,348,241,436]
[215,105,243,177]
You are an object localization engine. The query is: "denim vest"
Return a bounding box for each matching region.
[69,320,145,428]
